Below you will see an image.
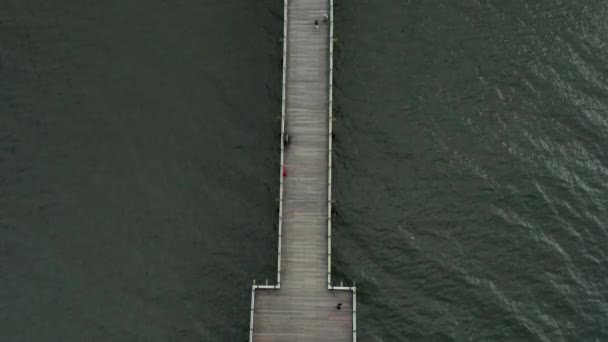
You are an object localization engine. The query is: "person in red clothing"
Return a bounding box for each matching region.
[282,166,287,178]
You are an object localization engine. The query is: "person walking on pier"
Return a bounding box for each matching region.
[314,19,319,31]
[323,13,328,24]
[284,132,290,146]
[336,303,342,310]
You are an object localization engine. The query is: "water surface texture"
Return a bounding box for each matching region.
[333,1,608,341]
[2,1,281,340]
[2,0,608,341]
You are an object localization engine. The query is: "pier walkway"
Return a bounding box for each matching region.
[248,0,356,341]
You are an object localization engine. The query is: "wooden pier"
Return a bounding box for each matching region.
[248,0,356,341]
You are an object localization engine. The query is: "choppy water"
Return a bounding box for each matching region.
[334,1,608,340]
[2,0,607,341]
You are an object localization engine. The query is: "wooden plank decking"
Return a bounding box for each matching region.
[249,0,356,341]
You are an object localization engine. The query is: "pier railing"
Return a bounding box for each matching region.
[277,0,288,290]
[326,0,334,291]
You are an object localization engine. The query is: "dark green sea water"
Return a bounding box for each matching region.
[2,1,607,341]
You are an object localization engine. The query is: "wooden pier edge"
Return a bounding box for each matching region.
[248,0,357,340]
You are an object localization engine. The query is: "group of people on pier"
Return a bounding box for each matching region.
[314,13,329,31]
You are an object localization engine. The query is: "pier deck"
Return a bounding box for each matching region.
[248,0,355,341]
